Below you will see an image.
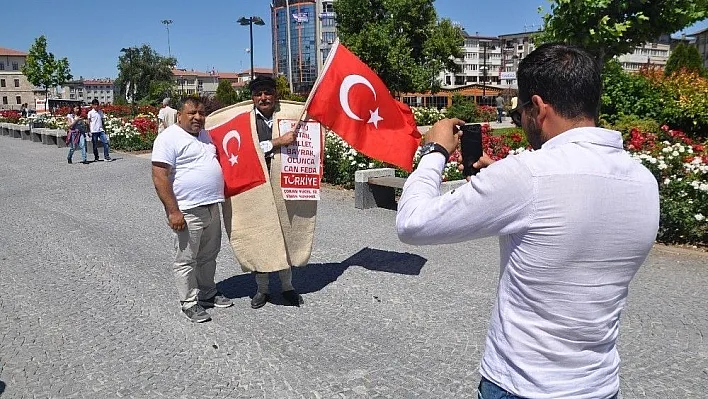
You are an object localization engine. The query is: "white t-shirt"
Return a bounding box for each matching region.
[151,124,225,210]
[158,106,178,132]
[87,109,104,133]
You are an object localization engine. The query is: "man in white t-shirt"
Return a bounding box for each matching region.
[157,97,177,134]
[87,99,111,162]
[151,97,233,323]
[397,43,659,398]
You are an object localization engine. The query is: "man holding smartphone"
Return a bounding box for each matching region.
[396,43,659,398]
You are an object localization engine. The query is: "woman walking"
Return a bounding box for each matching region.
[67,105,89,164]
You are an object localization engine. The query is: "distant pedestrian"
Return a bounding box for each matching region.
[20,103,28,118]
[66,105,89,164]
[495,94,504,123]
[151,97,233,323]
[157,97,178,134]
[87,99,111,161]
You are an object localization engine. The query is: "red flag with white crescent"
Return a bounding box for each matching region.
[208,112,266,197]
[304,39,421,172]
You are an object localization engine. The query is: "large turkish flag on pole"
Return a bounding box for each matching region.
[304,39,421,172]
[208,112,266,197]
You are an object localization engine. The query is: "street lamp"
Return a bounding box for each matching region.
[479,40,495,105]
[237,16,265,81]
[161,19,173,58]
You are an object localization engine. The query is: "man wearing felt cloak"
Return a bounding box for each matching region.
[205,76,321,309]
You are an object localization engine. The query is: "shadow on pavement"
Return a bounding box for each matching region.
[217,247,427,299]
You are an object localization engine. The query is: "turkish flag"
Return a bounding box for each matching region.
[208,112,266,197]
[305,39,421,172]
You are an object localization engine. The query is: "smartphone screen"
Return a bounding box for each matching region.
[460,124,483,176]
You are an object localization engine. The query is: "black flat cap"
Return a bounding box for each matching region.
[248,76,277,94]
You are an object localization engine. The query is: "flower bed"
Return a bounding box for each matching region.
[626,125,707,245]
[0,110,21,123]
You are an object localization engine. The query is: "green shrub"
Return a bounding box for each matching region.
[445,95,477,122]
[608,115,660,136]
[111,133,156,151]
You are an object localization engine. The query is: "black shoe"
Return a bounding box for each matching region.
[282,290,303,307]
[81,160,90,164]
[105,156,112,161]
[251,292,269,309]
[94,158,100,162]
[67,159,72,164]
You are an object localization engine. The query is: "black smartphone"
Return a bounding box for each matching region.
[460,124,483,176]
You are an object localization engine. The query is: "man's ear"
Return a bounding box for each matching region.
[531,94,549,124]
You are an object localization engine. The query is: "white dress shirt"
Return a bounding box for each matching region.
[397,127,659,399]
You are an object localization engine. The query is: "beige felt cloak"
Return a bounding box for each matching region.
[205,100,321,273]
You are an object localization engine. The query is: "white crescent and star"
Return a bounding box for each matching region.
[221,129,241,166]
[339,74,384,128]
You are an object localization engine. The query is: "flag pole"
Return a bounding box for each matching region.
[292,38,340,132]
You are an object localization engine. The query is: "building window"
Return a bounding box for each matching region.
[0,62,4,70]
[14,79,20,87]
[2,97,7,105]
[16,96,21,104]
[12,62,19,70]
[0,79,4,87]
[322,31,336,44]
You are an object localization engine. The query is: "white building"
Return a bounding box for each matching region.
[688,27,708,69]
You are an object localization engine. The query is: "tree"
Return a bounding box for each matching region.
[334,0,463,94]
[115,45,176,104]
[215,80,240,106]
[664,42,706,76]
[275,75,306,102]
[538,0,708,65]
[21,35,72,103]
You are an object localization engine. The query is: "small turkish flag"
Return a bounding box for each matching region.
[305,39,421,172]
[208,112,266,197]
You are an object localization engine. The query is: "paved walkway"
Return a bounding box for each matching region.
[0,135,706,398]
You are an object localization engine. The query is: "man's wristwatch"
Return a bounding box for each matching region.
[419,142,449,160]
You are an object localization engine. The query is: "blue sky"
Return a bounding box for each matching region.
[2,0,707,80]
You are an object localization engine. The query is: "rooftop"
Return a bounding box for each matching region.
[0,46,28,56]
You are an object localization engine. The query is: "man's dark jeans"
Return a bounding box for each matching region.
[478,377,618,399]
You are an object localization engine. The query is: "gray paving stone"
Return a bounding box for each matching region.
[0,135,706,398]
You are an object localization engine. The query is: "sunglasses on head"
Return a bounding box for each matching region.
[509,100,531,127]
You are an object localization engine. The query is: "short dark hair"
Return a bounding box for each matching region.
[91,99,99,105]
[177,96,204,112]
[516,43,601,121]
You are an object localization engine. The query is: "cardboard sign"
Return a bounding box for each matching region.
[279,119,322,200]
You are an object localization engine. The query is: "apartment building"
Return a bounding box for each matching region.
[0,46,43,111]
[440,31,502,89]
[56,80,85,102]
[82,79,114,104]
[172,68,219,96]
[615,34,674,72]
[440,29,688,95]
[689,27,708,69]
